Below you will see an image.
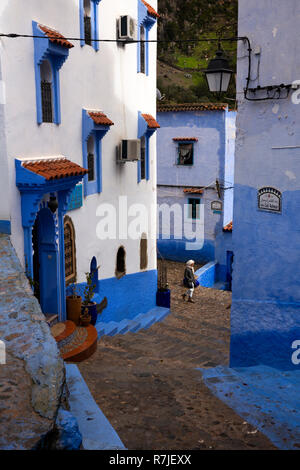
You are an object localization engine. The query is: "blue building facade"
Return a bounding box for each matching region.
[157,104,236,274]
[230,0,300,370]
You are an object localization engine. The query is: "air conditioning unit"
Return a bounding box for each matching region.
[117,15,136,41]
[118,139,141,162]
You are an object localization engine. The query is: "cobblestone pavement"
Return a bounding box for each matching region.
[79,261,275,450]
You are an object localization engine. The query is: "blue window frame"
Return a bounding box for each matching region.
[79,0,101,51]
[137,0,157,75]
[32,21,73,125]
[82,109,113,197]
[137,111,159,183]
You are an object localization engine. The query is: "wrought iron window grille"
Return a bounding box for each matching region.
[41,80,53,123]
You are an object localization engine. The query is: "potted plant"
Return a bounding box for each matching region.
[80,307,91,327]
[66,283,82,326]
[81,270,98,326]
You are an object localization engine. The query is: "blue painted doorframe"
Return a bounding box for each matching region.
[16,159,86,321]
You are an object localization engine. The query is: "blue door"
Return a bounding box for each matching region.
[32,208,60,315]
[226,251,234,291]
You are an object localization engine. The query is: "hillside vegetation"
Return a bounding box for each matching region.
[157,0,238,104]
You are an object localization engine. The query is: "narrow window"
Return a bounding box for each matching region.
[140,136,146,180]
[87,135,95,181]
[177,143,194,165]
[140,233,148,270]
[84,0,92,45]
[188,198,200,220]
[140,25,145,74]
[115,246,126,278]
[40,60,53,123]
[64,216,76,285]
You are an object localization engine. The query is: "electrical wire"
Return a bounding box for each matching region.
[0,32,243,45]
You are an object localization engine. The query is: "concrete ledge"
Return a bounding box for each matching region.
[65,364,126,450]
[195,261,217,288]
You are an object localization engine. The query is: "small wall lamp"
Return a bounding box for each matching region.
[204,37,298,101]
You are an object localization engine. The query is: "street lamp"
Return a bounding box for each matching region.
[204,47,233,95]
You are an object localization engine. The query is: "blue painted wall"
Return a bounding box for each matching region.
[231,0,300,370]
[157,109,234,264]
[68,269,157,324]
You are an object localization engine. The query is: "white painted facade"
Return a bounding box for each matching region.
[0,0,158,286]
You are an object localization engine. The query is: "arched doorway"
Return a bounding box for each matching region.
[32,207,59,315]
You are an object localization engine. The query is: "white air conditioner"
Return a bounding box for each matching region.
[118,139,141,162]
[117,15,137,41]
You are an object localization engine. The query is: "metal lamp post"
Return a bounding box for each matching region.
[204,47,233,96]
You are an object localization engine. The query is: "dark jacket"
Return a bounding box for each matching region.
[183,266,194,288]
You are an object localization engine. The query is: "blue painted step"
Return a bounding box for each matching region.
[198,365,300,450]
[96,307,170,339]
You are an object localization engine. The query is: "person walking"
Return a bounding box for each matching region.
[182,260,197,303]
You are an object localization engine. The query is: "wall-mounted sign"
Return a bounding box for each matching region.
[211,200,223,212]
[258,187,282,213]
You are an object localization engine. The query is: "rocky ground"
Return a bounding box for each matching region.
[79,260,275,450]
[0,235,65,449]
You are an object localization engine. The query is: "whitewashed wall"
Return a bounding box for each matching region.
[0,0,158,282]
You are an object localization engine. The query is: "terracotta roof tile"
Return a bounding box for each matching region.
[22,158,88,181]
[38,24,74,49]
[173,137,198,142]
[183,188,204,195]
[223,221,233,232]
[158,103,227,112]
[142,113,160,128]
[141,0,160,18]
[88,111,114,126]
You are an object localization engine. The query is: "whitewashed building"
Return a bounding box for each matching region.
[0,0,160,323]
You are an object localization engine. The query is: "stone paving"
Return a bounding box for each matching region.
[79,261,275,450]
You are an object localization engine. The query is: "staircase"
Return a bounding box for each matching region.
[95,306,170,338]
[198,364,300,449]
[51,321,97,363]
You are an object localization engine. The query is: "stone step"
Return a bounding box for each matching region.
[96,307,171,339]
[62,325,98,363]
[51,320,76,348]
[127,320,142,333]
[45,314,59,327]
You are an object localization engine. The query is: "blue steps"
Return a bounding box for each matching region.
[96,307,170,339]
[198,364,300,450]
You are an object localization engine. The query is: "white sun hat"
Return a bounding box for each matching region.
[186,260,195,266]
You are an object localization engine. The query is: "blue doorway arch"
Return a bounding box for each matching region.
[32,208,60,315]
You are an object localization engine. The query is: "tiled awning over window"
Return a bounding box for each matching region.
[38,24,74,49]
[22,157,88,181]
[173,137,198,142]
[141,113,160,129]
[158,103,227,112]
[183,188,204,195]
[88,111,114,126]
[141,0,160,18]
[223,221,233,232]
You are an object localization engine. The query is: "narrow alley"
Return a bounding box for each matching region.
[78,261,275,450]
